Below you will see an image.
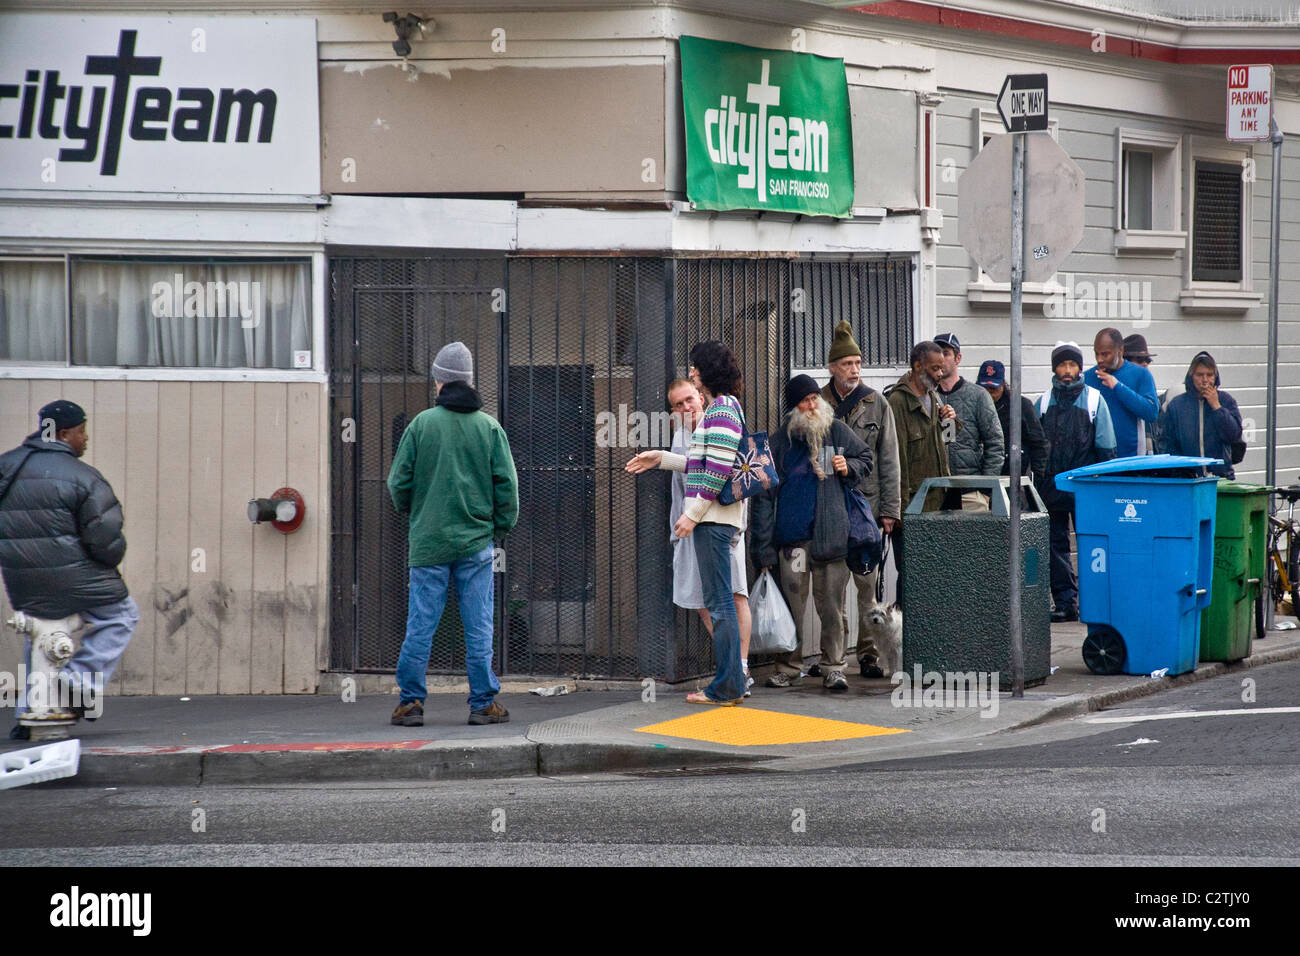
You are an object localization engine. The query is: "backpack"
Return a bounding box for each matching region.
[1037,386,1100,422]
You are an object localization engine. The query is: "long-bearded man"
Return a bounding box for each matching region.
[751,375,872,691]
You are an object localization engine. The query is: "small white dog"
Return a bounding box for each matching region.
[862,602,903,676]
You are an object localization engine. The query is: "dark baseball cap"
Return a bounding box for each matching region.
[933,332,960,353]
[38,400,86,432]
[976,360,1005,388]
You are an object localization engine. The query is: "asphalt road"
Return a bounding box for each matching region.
[2,661,1297,867]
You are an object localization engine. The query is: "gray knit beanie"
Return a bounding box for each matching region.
[432,341,473,384]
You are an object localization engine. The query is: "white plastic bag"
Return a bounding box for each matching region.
[749,570,798,655]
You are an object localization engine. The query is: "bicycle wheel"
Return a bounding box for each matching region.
[1288,531,1300,615]
[1265,526,1284,612]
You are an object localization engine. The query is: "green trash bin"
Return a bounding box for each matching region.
[901,475,1052,689]
[1200,480,1270,662]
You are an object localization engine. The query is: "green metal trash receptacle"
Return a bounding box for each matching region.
[901,476,1051,690]
[1200,481,1270,662]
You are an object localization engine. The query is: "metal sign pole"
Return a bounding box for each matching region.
[1265,116,1283,630]
[1009,130,1026,698]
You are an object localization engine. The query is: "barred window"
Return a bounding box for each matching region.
[789,258,914,368]
[1192,161,1243,283]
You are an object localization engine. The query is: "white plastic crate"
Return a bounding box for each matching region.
[0,739,81,789]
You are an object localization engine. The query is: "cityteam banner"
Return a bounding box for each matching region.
[680,36,853,217]
[0,16,320,194]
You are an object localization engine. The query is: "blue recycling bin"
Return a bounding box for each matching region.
[1055,455,1221,677]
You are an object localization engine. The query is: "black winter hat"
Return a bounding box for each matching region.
[38,400,86,433]
[785,374,822,409]
[1051,341,1084,371]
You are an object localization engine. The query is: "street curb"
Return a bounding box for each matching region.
[1007,641,1300,732]
[315,675,648,696]
[31,643,1300,787]
[45,738,762,788]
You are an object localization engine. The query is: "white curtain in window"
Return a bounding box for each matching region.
[72,260,310,368]
[0,260,66,362]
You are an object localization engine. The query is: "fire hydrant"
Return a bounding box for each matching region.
[7,611,84,741]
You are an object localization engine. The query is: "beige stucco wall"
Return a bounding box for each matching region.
[0,379,329,695]
[320,61,668,200]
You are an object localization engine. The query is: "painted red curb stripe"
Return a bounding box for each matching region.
[86,740,441,755]
[209,740,433,753]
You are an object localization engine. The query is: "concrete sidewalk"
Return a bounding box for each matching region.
[5,620,1299,787]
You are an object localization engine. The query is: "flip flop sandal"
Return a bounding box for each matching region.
[685,690,741,706]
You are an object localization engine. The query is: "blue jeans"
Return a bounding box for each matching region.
[693,523,747,702]
[17,596,138,717]
[396,544,500,711]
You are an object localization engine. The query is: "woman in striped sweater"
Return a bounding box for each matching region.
[670,341,749,704]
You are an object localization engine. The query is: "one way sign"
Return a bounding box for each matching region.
[997,74,1049,133]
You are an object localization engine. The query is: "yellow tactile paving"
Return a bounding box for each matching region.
[635,706,910,747]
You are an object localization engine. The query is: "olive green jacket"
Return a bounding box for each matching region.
[884,373,952,513]
[821,381,902,521]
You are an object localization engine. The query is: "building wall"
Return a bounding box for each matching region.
[316,6,928,210]
[0,380,329,695]
[320,61,668,200]
[933,81,1300,484]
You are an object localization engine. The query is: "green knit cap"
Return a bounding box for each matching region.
[828,319,861,362]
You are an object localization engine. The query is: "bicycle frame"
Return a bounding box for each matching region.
[1267,497,1298,601]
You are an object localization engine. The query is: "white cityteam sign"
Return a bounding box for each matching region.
[1226,64,1272,143]
[0,15,320,193]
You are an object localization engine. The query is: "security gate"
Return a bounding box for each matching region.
[330,255,914,679]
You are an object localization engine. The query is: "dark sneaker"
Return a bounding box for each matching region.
[807,663,822,677]
[765,672,800,688]
[57,674,97,722]
[391,701,424,727]
[9,724,30,741]
[824,670,849,692]
[859,661,885,679]
[1051,607,1079,623]
[468,701,510,725]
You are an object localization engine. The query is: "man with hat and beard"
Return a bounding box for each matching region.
[821,319,901,679]
[0,400,139,739]
[1037,342,1117,623]
[751,376,872,691]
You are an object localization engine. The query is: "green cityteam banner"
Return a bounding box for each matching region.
[680,35,854,217]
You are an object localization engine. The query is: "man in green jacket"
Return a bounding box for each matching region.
[884,341,955,597]
[387,342,519,727]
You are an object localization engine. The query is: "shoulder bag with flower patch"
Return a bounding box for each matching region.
[716,431,780,505]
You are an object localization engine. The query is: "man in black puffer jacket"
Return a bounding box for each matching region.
[0,401,138,737]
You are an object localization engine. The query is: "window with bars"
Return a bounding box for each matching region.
[1192,161,1243,283]
[789,258,914,369]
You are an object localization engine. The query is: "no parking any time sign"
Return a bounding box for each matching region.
[1226,64,1273,142]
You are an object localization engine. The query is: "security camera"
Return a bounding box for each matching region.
[382,12,428,58]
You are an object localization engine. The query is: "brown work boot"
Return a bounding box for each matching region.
[391,701,424,727]
[468,700,510,725]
